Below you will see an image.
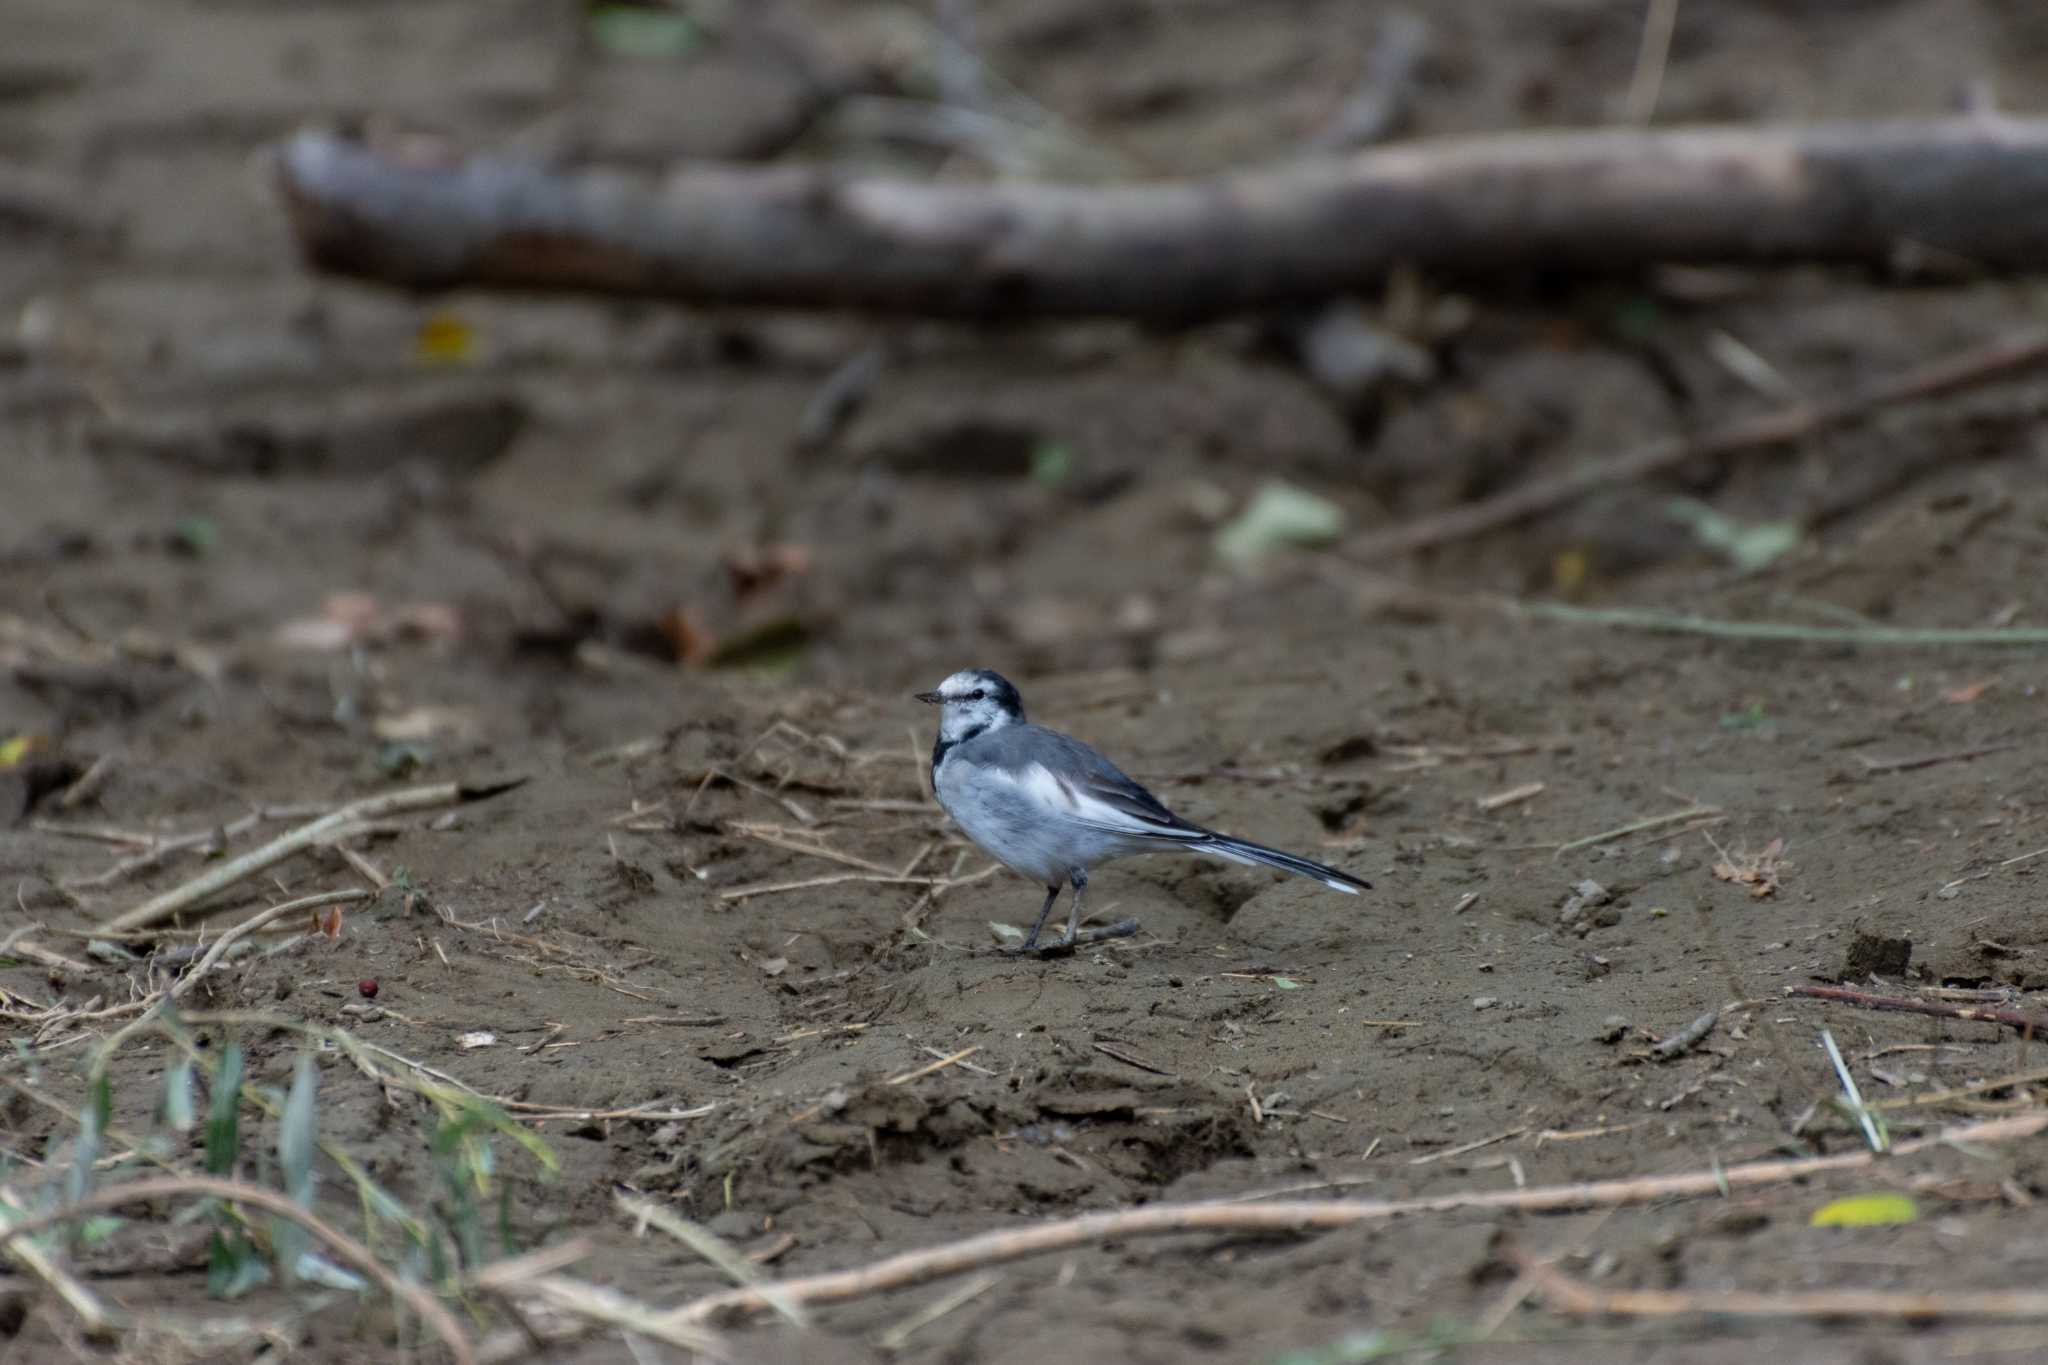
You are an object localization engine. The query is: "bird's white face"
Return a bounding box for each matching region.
[915,669,1023,742]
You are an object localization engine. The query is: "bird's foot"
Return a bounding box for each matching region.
[1002,917,1141,957]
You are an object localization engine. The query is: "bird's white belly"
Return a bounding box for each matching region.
[934,757,1137,885]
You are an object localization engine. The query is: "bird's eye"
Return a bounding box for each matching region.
[970,689,986,700]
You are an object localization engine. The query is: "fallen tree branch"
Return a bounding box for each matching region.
[655,1112,2047,1326]
[104,777,524,933]
[279,119,2048,321]
[1789,983,2048,1036]
[1350,325,2048,562]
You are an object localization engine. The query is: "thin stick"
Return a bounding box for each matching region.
[1409,1126,1526,1166]
[657,1112,2048,1326]
[885,1046,981,1086]
[0,1174,475,1365]
[60,802,335,892]
[1511,601,2048,649]
[106,778,522,931]
[1554,805,1719,857]
[1870,1065,2048,1113]
[1477,781,1545,812]
[1523,1254,2048,1321]
[170,890,371,1000]
[464,1236,597,1291]
[0,934,93,975]
[1352,327,2048,562]
[1940,842,2048,895]
[726,822,892,874]
[54,752,117,810]
[1858,741,2019,773]
[1789,984,2048,1036]
[720,867,991,904]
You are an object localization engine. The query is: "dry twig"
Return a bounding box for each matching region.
[1522,1253,2048,1321]
[1789,983,2048,1036]
[1354,327,2048,562]
[106,778,522,931]
[657,1113,2046,1326]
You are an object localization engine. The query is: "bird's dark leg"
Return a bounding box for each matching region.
[1016,867,1140,956]
[1059,867,1088,945]
[1009,884,1062,953]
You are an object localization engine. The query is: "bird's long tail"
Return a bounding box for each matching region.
[1199,835,1370,894]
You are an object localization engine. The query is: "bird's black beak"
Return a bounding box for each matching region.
[914,690,944,704]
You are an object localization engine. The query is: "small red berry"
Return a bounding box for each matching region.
[358,979,379,999]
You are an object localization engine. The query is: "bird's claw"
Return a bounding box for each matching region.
[1000,917,1142,956]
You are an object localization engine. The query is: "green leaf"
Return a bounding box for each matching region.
[1269,976,1304,990]
[280,1054,318,1208]
[207,1228,271,1299]
[205,1045,243,1178]
[1719,701,1768,731]
[1810,1193,1919,1227]
[1214,481,1348,567]
[87,1069,111,1136]
[706,617,810,672]
[273,1216,312,1287]
[163,1058,197,1132]
[588,4,700,59]
[1666,498,1801,573]
[77,1215,125,1248]
[171,515,219,556]
[66,1076,106,1208]
[293,1251,368,1293]
[1030,441,1074,487]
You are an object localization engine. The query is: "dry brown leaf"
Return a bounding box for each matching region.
[1942,679,1994,704]
[657,606,716,666]
[1710,836,1786,899]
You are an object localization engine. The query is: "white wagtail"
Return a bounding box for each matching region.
[916,668,1369,954]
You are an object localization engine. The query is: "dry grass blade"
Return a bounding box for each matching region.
[654,1113,2047,1326]
[170,889,370,1000]
[0,1174,476,1365]
[107,778,523,932]
[1554,805,1719,857]
[491,1275,730,1359]
[885,1047,980,1086]
[0,929,92,975]
[0,1188,118,1338]
[616,1193,807,1328]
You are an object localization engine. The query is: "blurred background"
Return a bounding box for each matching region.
[8,0,2046,744]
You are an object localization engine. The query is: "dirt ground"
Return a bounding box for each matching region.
[9,2,2048,1362]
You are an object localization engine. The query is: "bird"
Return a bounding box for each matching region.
[916,668,1369,954]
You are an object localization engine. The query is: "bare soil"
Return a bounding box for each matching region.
[8,3,2048,1362]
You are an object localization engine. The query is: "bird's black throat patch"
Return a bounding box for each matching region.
[931,721,989,786]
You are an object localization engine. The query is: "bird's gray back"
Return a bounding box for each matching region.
[955,724,1178,823]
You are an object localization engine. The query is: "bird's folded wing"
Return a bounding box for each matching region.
[1025,764,1209,841]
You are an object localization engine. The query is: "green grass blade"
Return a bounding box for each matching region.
[205,1044,244,1177]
